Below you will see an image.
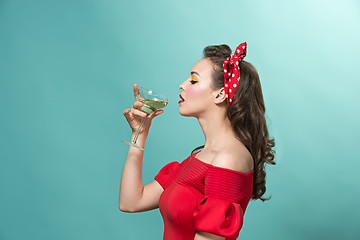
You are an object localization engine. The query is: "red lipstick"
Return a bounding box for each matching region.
[179,94,185,104]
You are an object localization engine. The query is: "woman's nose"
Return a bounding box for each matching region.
[179,81,186,90]
[179,78,190,90]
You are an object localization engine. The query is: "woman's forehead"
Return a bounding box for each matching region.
[191,58,213,77]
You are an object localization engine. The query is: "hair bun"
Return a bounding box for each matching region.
[203,45,232,59]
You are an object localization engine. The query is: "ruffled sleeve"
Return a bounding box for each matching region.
[192,165,253,239]
[154,161,181,189]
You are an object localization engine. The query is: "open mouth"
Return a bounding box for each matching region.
[179,94,185,104]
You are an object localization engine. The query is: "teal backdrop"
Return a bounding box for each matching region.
[1,0,359,239]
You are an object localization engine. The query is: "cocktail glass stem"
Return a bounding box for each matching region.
[122,114,149,150]
[132,116,146,145]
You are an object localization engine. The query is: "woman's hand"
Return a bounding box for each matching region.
[122,83,164,135]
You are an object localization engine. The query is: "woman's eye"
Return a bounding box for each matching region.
[190,80,198,84]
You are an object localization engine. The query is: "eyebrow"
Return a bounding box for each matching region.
[190,71,200,77]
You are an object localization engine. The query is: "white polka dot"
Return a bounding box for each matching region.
[225,94,228,98]
[229,79,231,82]
[225,83,228,87]
[229,89,232,93]
[233,84,237,87]
[228,73,231,76]
[229,99,232,102]
[232,73,235,77]
[236,62,238,65]
[224,69,227,73]
[237,49,240,53]
[242,46,245,49]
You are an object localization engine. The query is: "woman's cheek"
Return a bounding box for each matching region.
[187,86,204,100]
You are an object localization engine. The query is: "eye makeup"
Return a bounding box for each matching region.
[190,79,198,84]
[189,74,199,84]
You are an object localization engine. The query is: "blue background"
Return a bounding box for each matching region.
[1,0,359,239]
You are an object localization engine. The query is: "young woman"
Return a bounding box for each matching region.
[120,42,276,240]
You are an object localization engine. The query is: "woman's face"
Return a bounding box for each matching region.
[178,58,220,117]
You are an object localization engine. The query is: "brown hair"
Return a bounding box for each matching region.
[190,44,276,201]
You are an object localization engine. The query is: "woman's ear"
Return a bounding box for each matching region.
[214,87,227,104]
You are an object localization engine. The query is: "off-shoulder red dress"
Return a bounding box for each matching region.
[154,150,254,240]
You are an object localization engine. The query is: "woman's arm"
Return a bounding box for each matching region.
[119,84,165,213]
[194,231,225,240]
[119,131,164,213]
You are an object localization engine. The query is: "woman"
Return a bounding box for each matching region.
[120,42,276,240]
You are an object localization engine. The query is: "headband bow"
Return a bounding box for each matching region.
[223,42,247,106]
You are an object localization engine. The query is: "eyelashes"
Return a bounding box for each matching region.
[190,79,198,84]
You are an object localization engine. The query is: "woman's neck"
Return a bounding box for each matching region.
[197,110,237,152]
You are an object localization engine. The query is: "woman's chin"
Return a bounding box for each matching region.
[179,109,185,116]
[179,108,190,117]
[179,109,195,117]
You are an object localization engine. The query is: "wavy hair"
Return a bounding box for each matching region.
[190,44,276,201]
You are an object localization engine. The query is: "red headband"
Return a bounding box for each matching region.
[223,42,247,106]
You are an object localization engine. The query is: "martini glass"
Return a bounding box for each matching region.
[122,86,168,150]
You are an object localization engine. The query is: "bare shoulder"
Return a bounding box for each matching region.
[212,145,254,173]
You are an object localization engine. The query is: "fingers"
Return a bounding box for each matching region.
[123,109,131,115]
[154,109,164,116]
[132,100,143,109]
[133,83,140,100]
[122,108,131,121]
[149,109,164,119]
[132,108,148,118]
[123,107,148,119]
[123,108,164,129]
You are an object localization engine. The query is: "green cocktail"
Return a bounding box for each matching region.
[122,86,169,150]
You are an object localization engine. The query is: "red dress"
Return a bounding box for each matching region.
[154,150,254,240]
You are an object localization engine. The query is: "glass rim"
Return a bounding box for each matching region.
[137,86,169,101]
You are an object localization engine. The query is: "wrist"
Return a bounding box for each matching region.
[131,129,149,136]
[131,131,149,142]
[130,131,147,149]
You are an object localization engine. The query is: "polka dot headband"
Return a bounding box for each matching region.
[223,42,247,106]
